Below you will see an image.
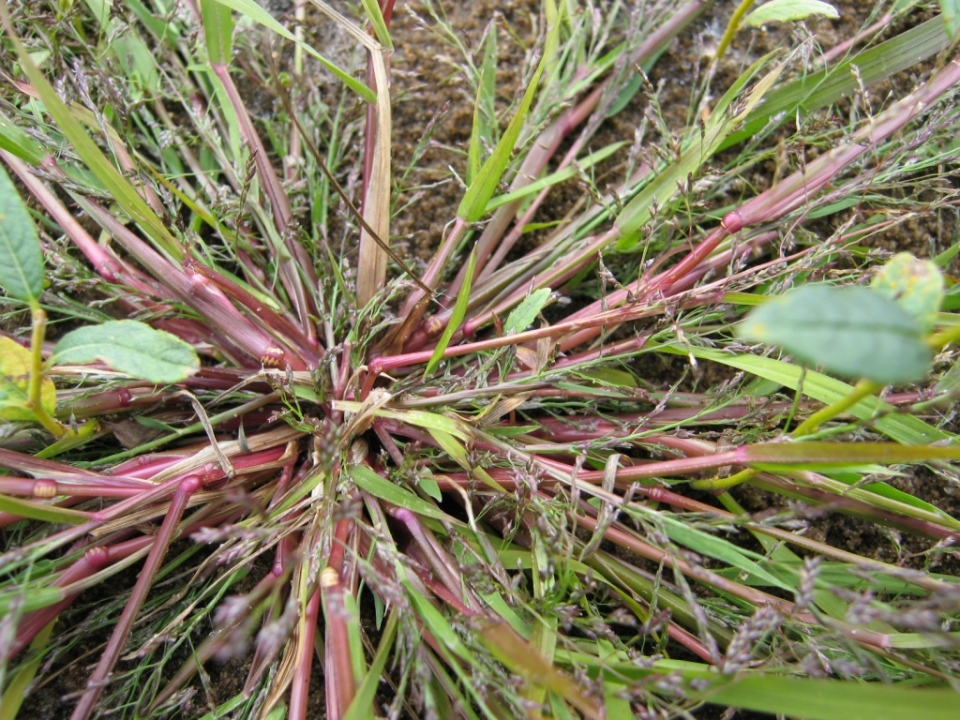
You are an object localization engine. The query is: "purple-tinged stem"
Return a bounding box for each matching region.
[575,512,806,619]
[70,475,201,720]
[392,507,477,610]
[398,216,469,320]
[78,197,305,369]
[209,65,318,340]
[2,151,160,298]
[8,536,154,660]
[0,476,148,498]
[186,260,323,365]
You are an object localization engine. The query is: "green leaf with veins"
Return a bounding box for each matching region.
[737,284,932,384]
[0,164,44,304]
[53,321,200,383]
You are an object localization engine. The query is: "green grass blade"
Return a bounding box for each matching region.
[343,609,398,720]
[660,345,952,445]
[701,676,960,720]
[467,22,499,184]
[0,112,46,165]
[0,620,55,720]
[721,16,951,149]
[426,249,477,376]
[3,14,183,260]
[349,464,453,522]
[0,494,89,524]
[201,0,234,66]
[615,57,782,242]
[211,0,376,103]
[485,143,626,213]
[360,0,392,49]
[457,15,562,222]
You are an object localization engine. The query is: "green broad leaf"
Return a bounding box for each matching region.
[744,0,839,26]
[200,0,233,66]
[0,337,55,422]
[0,164,44,304]
[870,252,944,332]
[504,288,552,334]
[700,675,960,720]
[737,284,932,384]
[53,320,200,383]
[426,249,477,376]
[942,0,960,37]
[349,464,451,522]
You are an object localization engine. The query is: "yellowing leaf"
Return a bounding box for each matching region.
[0,337,55,422]
[870,252,944,332]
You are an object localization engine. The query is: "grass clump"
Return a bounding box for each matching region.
[2,1,960,718]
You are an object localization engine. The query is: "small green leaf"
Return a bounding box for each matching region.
[744,0,839,26]
[737,284,932,384]
[417,475,443,502]
[0,164,44,304]
[53,320,199,383]
[0,337,55,422]
[870,252,944,332]
[504,288,552,334]
[942,0,960,37]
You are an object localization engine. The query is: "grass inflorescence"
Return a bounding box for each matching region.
[2,1,960,718]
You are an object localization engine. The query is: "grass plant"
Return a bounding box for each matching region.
[2,0,960,718]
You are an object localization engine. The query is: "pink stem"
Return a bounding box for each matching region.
[70,475,201,720]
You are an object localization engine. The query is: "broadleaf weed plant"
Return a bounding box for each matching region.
[2,0,960,718]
